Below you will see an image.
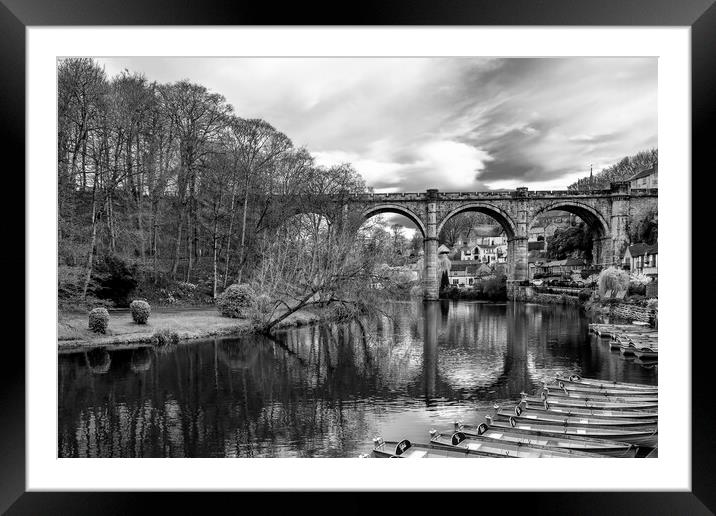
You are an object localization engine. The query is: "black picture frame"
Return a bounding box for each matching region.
[2,1,709,513]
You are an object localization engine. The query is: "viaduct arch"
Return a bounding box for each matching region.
[346,182,656,300]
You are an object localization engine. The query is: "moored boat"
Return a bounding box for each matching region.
[555,374,658,391]
[544,380,657,396]
[454,421,638,457]
[521,394,657,410]
[633,348,658,359]
[511,401,658,420]
[429,429,608,458]
[369,436,508,458]
[485,415,658,447]
[494,405,657,429]
[538,387,657,403]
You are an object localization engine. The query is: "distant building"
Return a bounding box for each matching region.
[623,243,658,276]
[629,166,658,189]
[536,258,585,277]
[528,211,576,241]
[448,262,494,287]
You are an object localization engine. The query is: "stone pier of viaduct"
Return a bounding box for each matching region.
[343,182,657,300]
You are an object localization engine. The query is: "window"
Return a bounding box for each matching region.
[469,278,474,285]
[452,279,458,285]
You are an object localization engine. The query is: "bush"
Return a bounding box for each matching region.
[152,328,179,346]
[252,294,273,313]
[216,283,255,318]
[88,307,109,334]
[646,298,658,310]
[628,283,646,296]
[578,288,593,302]
[597,266,630,298]
[130,299,151,324]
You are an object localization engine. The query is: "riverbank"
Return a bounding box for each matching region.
[58,306,329,351]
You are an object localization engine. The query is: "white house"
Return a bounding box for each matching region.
[623,243,658,276]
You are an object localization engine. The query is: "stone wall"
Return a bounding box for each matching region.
[609,303,657,326]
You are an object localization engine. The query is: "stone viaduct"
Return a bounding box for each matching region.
[341,182,657,300]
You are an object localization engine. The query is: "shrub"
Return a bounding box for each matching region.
[628,283,646,296]
[88,307,110,334]
[597,266,630,298]
[578,288,593,302]
[216,283,255,318]
[252,294,273,313]
[152,328,179,346]
[646,298,658,311]
[130,299,151,324]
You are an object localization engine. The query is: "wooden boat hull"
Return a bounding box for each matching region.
[544,381,657,397]
[429,431,608,458]
[538,388,657,404]
[511,401,658,420]
[495,408,657,429]
[455,422,638,457]
[522,394,658,410]
[633,349,658,359]
[555,375,658,391]
[485,416,658,447]
[370,438,506,458]
[620,346,636,356]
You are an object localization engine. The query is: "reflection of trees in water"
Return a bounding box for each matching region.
[130,347,153,373]
[58,302,657,458]
[85,348,111,374]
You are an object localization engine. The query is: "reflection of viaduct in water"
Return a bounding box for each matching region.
[421,302,535,401]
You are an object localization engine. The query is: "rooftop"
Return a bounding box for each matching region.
[629,165,658,182]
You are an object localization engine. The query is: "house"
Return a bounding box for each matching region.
[537,258,585,277]
[623,243,658,275]
[438,244,451,255]
[629,166,658,190]
[448,262,479,287]
[528,211,576,241]
[448,262,497,287]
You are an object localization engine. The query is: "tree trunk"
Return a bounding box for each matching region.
[237,179,249,283]
[81,183,99,299]
[171,209,184,280]
[222,180,238,288]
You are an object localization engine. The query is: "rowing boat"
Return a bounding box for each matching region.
[509,401,658,420]
[537,387,657,403]
[485,415,658,447]
[555,374,658,391]
[633,348,658,359]
[454,421,638,457]
[521,394,658,410]
[429,430,608,458]
[494,406,657,429]
[369,437,509,458]
[544,380,657,397]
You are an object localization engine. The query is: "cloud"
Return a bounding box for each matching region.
[94,56,657,229]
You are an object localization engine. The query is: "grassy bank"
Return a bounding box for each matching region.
[58,306,329,351]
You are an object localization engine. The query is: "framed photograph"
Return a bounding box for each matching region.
[4,0,710,513]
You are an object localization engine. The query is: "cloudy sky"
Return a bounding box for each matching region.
[96,57,656,231]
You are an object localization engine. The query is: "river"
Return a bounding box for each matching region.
[58,300,657,458]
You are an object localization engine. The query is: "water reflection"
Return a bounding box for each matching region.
[58,301,657,458]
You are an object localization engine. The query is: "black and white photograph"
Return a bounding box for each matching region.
[56,55,660,460]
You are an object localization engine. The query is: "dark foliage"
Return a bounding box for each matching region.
[546,222,593,261]
[91,254,138,306]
